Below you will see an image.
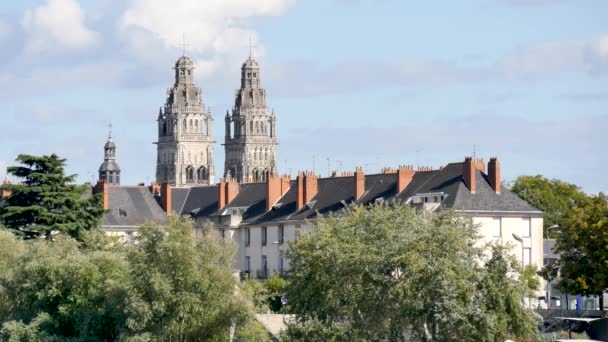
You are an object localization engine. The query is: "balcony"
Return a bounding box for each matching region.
[256,268,269,280]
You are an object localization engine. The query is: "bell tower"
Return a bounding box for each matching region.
[156,56,215,187]
[99,128,121,185]
[224,57,277,182]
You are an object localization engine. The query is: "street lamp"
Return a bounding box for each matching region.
[512,233,525,306]
[544,225,559,309]
[512,233,524,268]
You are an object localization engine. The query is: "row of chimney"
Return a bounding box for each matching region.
[463,157,500,194]
[89,156,501,214]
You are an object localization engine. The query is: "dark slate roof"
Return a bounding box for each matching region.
[395,163,541,214]
[182,186,219,218]
[103,187,167,228]
[174,161,542,226]
[171,187,191,214]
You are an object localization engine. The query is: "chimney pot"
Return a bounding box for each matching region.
[463,157,476,194]
[488,157,501,194]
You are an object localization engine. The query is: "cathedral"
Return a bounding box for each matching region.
[152,54,277,186]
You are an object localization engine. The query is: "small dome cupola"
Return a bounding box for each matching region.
[241,57,261,89]
[174,56,194,85]
[98,127,121,185]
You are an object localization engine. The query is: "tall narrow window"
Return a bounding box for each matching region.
[278,224,284,245]
[245,256,251,273]
[245,228,250,247]
[278,256,284,275]
[261,255,268,279]
[261,226,267,246]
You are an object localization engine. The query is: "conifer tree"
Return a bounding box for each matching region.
[0,154,104,240]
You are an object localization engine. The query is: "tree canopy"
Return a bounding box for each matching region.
[282,204,539,341]
[0,154,104,240]
[0,216,266,341]
[510,175,588,231]
[511,175,607,305]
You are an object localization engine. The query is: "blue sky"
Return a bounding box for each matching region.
[0,0,606,193]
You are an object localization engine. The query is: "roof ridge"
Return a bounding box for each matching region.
[179,187,192,214]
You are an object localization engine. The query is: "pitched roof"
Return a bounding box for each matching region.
[103,187,167,228]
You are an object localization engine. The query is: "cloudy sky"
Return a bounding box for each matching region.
[0,0,606,193]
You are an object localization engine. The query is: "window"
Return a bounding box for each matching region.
[220,229,225,240]
[261,255,268,278]
[295,224,301,242]
[245,228,250,247]
[278,255,284,275]
[253,72,257,78]
[278,224,284,245]
[261,226,267,246]
[245,256,251,273]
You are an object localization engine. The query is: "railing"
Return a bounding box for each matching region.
[256,268,268,280]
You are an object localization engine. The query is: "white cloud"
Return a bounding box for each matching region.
[22,0,99,53]
[119,0,295,77]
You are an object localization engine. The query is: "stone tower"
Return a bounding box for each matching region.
[99,132,121,185]
[224,57,277,182]
[156,56,215,187]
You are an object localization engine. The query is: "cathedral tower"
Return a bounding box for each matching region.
[224,57,277,182]
[99,132,121,185]
[156,56,215,187]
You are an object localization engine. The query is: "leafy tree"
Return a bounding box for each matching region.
[510,175,588,232]
[123,216,252,341]
[282,204,539,341]
[0,230,131,341]
[0,154,104,240]
[547,193,608,309]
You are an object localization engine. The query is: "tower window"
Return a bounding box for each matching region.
[247,72,251,77]
[253,73,257,78]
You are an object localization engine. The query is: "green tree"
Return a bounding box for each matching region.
[0,154,104,240]
[0,230,131,341]
[510,175,588,232]
[282,204,538,341]
[123,216,252,341]
[548,193,608,309]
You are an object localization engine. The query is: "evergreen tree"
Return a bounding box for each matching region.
[0,154,104,240]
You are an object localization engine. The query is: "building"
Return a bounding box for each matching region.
[98,132,121,185]
[156,55,215,187]
[223,56,278,182]
[164,157,543,284]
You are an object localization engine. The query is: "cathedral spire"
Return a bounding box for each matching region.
[224,56,277,182]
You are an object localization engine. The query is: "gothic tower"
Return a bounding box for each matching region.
[224,57,277,182]
[156,56,215,187]
[99,132,121,185]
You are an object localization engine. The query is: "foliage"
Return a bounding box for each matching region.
[0,230,131,341]
[0,216,260,341]
[0,154,104,240]
[283,204,539,341]
[547,193,608,297]
[510,175,588,231]
[123,216,246,340]
[265,274,290,313]
[239,278,270,313]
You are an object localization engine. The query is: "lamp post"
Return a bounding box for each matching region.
[513,233,525,306]
[544,225,559,309]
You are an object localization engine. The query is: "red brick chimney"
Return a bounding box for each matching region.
[160,181,171,213]
[219,178,240,210]
[297,172,318,209]
[266,175,291,211]
[463,157,476,194]
[1,178,12,200]
[397,165,415,193]
[488,157,501,194]
[93,179,109,210]
[354,167,365,200]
